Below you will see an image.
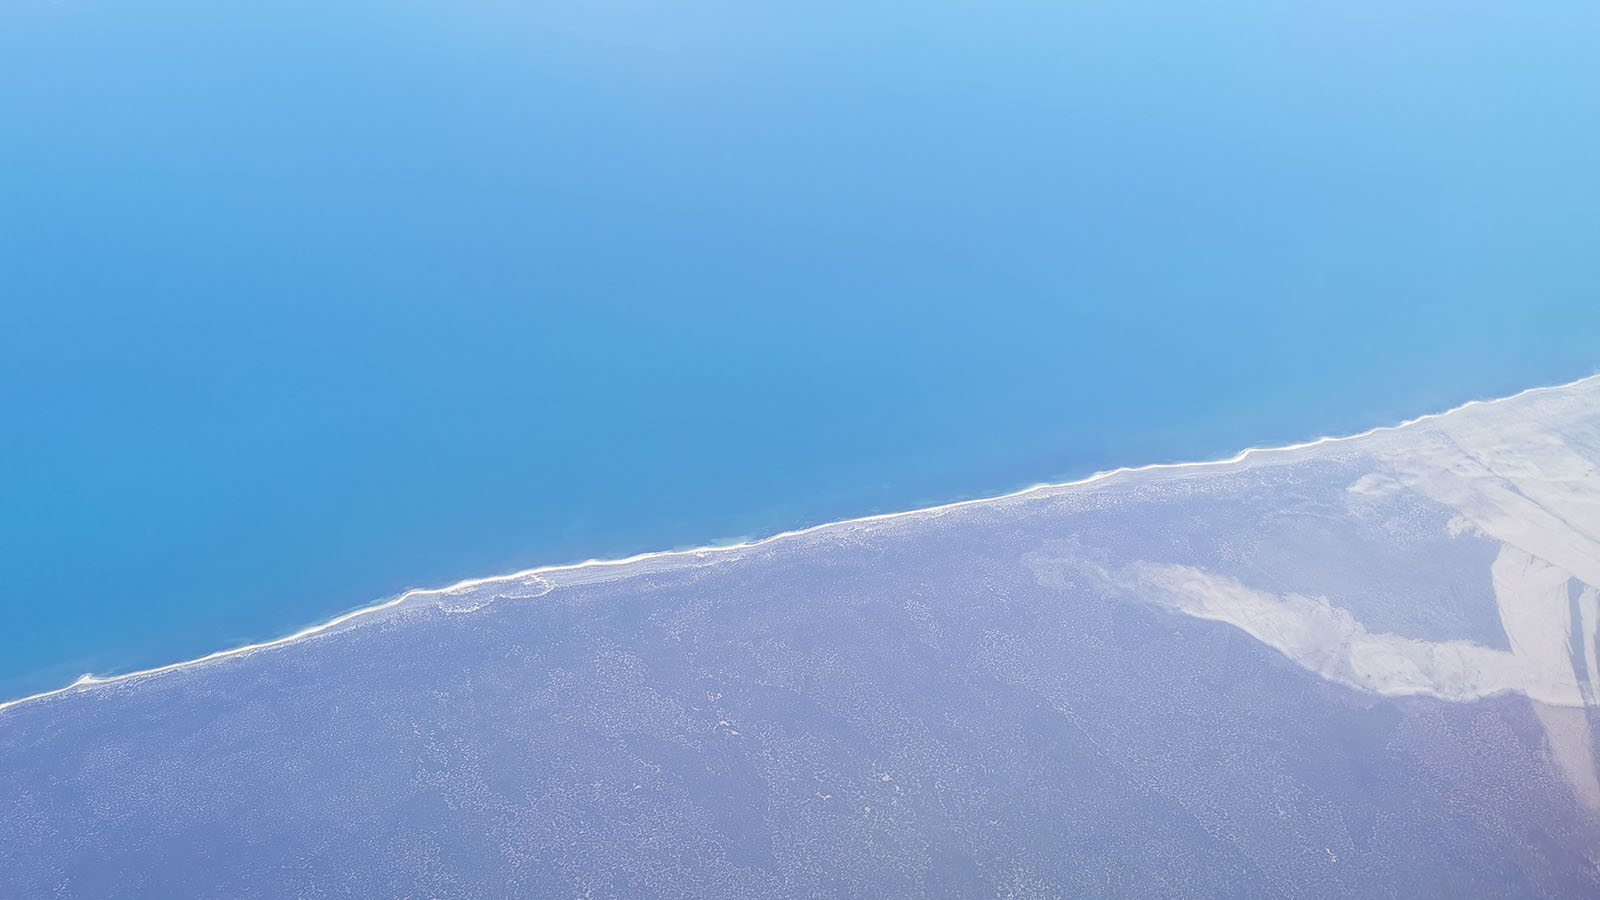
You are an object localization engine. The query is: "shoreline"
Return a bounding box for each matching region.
[4,372,1596,717]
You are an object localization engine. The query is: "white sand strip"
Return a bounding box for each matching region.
[3,373,1595,716]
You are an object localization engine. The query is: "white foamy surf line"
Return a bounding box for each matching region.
[3,372,1596,717]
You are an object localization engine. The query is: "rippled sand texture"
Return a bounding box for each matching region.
[4,377,1599,898]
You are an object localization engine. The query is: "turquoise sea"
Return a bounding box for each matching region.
[3,0,1598,700]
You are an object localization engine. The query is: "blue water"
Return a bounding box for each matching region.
[2,0,1598,700]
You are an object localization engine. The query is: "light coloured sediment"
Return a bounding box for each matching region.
[3,373,1596,716]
